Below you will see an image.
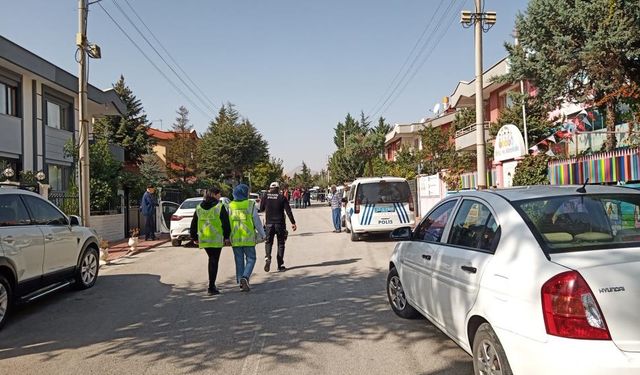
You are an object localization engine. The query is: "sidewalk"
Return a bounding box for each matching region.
[105,233,170,262]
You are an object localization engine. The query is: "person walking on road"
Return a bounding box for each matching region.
[229,184,266,292]
[140,184,158,241]
[189,188,231,295]
[292,188,302,209]
[260,182,297,272]
[330,185,342,233]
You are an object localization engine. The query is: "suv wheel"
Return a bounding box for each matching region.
[0,275,13,329]
[75,247,99,290]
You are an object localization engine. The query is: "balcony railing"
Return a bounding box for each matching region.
[454,122,492,152]
[455,122,491,138]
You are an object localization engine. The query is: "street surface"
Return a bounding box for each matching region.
[0,205,471,375]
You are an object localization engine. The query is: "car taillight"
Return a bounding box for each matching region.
[541,271,610,340]
[171,215,183,221]
[354,198,361,214]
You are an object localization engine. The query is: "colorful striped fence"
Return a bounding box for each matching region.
[548,148,640,185]
[460,169,498,189]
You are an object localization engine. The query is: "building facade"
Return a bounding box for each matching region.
[0,36,124,192]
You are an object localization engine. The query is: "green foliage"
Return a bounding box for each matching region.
[312,170,329,189]
[250,158,284,191]
[139,154,168,188]
[198,103,269,183]
[292,161,313,188]
[502,0,640,150]
[490,92,554,146]
[387,148,420,180]
[93,75,153,163]
[512,155,551,186]
[453,108,475,131]
[90,137,122,212]
[166,106,199,182]
[420,124,476,189]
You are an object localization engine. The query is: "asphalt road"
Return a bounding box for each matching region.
[0,204,472,375]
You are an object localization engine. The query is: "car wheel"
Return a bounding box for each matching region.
[0,275,12,330]
[74,247,99,290]
[350,230,360,242]
[387,267,420,319]
[472,323,513,375]
[171,239,181,247]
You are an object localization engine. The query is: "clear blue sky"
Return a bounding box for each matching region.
[1,0,529,172]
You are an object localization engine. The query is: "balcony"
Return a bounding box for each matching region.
[455,122,492,152]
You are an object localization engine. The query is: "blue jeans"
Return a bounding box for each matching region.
[232,246,257,283]
[332,208,341,231]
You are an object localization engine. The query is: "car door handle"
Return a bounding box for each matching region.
[2,236,14,244]
[45,234,54,241]
[422,254,431,261]
[461,265,477,273]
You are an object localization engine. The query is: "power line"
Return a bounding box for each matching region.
[377,0,468,117]
[109,0,215,118]
[97,2,214,120]
[122,0,217,112]
[369,0,464,120]
[366,0,446,117]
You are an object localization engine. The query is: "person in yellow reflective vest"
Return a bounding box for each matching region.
[229,184,265,292]
[189,188,231,295]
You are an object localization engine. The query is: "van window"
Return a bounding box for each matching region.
[356,181,410,204]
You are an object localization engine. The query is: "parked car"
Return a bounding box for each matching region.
[0,187,100,329]
[386,185,640,375]
[344,177,415,241]
[249,193,261,205]
[170,197,230,247]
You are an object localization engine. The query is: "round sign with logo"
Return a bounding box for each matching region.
[494,124,526,162]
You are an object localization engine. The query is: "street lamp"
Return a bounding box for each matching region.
[461,1,496,190]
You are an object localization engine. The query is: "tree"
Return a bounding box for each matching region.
[89,137,122,212]
[93,75,153,163]
[199,103,269,182]
[453,108,475,131]
[250,158,284,191]
[420,124,476,189]
[297,161,313,187]
[166,106,198,182]
[139,154,168,188]
[490,92,554,145]
[512,154,550,186]
[333,113,367,149]
[503,0,640,150]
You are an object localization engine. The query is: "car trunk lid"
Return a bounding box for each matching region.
[550,248,640,352]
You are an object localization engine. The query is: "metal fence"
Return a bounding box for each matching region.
[49,191,79,216]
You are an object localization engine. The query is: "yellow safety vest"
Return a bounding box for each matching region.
[229,200,256,246]
[196,203,224,248]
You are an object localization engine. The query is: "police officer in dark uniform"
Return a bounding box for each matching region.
[259,182,297,272]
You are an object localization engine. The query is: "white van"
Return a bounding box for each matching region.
[344,177,415,241]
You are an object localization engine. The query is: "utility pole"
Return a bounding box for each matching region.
[77,0,90,226]
[514,35,529,151]
[461,1,496,190]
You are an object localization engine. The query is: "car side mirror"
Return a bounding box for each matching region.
[390,226,412,241]
[69,215,82,226]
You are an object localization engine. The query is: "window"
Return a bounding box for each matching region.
[21,195,68,226]
[516,194,640,253]
[46,100,64,129]
[356,181,411,205]
[48,164,70,192]
[0,82,18,116]
[448,200,499,252]
[414,200,457,242]
[0,195,31,226]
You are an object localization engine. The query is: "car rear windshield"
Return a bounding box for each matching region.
[357,181,410,204]
[515,194,640,253]
[179,200,202,210]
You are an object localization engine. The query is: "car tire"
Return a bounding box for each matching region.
[387,268,420,319]
[350,230,360,242]
[0,275,12,330]
[472,323,513,375]
[171,239,181,247]
[74,246,99,290]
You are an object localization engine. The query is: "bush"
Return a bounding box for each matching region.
[512,155,550,186]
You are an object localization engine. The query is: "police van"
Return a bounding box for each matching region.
[344,177,415,241]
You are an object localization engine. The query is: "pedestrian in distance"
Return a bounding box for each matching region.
[189,188,231,295]
[330,185,342,233]
[293,188,302,209]
[140,184,158,241]
[260,182,297,272]
[303,189,311,208]
[229,184,266,292]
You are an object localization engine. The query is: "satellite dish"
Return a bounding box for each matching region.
[432,103,441,114]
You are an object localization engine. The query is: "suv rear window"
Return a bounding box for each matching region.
[357,181,410,204]
[179,199,202,210]
[515,194,640,252]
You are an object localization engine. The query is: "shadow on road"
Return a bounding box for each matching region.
[0,269,471,373]
[285,258,361,271]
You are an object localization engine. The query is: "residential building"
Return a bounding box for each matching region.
[146,127,198,174]
[0,36,125,192]
[384,110,457,161]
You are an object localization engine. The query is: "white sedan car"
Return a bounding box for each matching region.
[170,197,230,246]
[387,185,640,375]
